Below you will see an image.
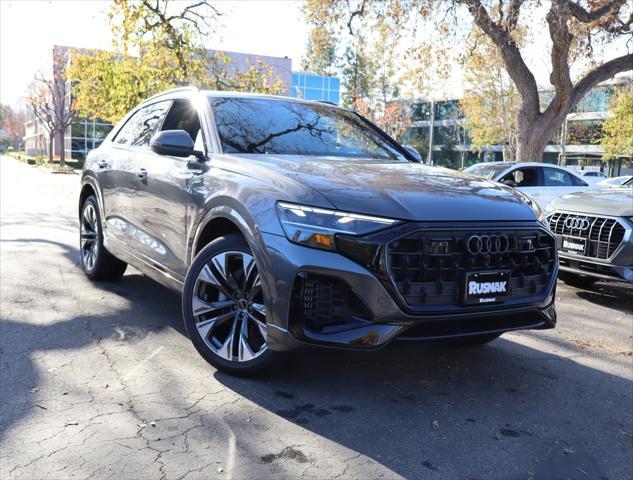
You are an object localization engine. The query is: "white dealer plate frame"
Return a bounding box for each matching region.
[463,270,511,305]
[560,236,587,256]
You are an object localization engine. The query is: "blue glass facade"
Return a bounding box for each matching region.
[291,72,341,105]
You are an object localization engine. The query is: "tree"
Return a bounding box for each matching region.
[27,81,56,163]
[340,37,376,109]
[601,84,633,161]
[461,30,519,161]
[302,0,407,130]
[27,48,77,166]
[306,0,633,163]
[301,0,338,76]
[1,105,26,150]
[71,0,285,124]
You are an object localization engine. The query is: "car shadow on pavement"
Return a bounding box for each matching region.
[214,335,633,479]
[570,281,633,313]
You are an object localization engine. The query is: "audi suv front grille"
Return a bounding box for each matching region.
[387,228,556,309]
[548,212,625,259]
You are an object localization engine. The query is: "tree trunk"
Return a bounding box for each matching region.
[47,133,54,164]
[58,128,65,168]
[514,109,566,163]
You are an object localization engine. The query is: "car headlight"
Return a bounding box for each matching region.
[276,202,400,251]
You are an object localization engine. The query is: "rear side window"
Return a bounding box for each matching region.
[543,167,586,186]
[501,167,539,187]
[114,101,171,147]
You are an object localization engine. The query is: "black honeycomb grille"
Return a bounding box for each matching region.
[387,229,556,309]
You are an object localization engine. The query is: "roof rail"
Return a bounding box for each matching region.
[316,100,337,106]
[143,86,199,103]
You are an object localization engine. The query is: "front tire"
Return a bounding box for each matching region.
[182,234,276,376]
[79,195,127,280]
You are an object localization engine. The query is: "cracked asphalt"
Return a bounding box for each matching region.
[1,155,632,480]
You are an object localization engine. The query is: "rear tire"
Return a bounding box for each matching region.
[442,332,502,346]
[559,271,598,288]
[79,195,127,281]
[182,234,277,376]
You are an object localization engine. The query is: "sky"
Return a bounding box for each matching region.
[1,1,630,108]
[0,0,308,106]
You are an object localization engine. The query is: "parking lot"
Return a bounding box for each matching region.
[1,155,631,480]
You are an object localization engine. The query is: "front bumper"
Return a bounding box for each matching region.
[259,226,557,352]
[558,253,633,283]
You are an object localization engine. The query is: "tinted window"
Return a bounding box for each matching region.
[210,97,407,160]
[501,167,539,187]
[543,167,576,186]
[114,101,171,147]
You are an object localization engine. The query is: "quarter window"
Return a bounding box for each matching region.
[114,101,171,147]
[543,168,579,187]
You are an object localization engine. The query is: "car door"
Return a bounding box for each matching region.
[541,167,589,205]
[101,101,172,254]
[132,98,207,278]
[498,166,544,207]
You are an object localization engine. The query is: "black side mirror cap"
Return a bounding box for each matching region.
[150,130,204,160]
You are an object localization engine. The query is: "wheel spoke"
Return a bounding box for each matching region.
[238,332,256,362]
[192,297,233,317]
[249,302,266,317]
[196,310,236,340]
[248,312,267,341]
[211,254,241,296]
[217,331,234,360]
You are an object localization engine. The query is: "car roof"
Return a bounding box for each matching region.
[469,161,572,169]
[140,87,338,109]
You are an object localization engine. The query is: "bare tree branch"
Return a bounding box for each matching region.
[571,52,633,106]
[347,0,367,35]
[461,0,540,118]
[557,0,626,23]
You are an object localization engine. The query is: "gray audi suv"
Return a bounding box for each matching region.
[79,88,558,375]
[546,180,633,286]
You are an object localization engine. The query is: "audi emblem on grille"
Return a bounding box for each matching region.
[563,216,590,230]
[466,234,510,255]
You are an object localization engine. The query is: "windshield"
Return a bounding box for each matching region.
[209,97,408,161]
[463,163,510,179]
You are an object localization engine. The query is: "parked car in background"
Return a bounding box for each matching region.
[464,162,592,210]
[597,175,632,188]
[546,177,633,286]
[577,170,608,184]
[78,88,558,375]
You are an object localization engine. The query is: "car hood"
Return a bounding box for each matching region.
[548,187,633,217]
[225,155,538,221]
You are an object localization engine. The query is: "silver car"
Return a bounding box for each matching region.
[546,178,633,286]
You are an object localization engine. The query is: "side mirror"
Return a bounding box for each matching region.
[150,130,203,159]
[501,178,518,187]
[402,145,423,163]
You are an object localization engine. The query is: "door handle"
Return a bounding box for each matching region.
[137,168,148,179]
[96,160,108,169]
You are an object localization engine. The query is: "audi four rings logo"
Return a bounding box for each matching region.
[564,216,591,230]
[466,234,510,255]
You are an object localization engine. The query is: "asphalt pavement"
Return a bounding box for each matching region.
[1,155,632,480]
